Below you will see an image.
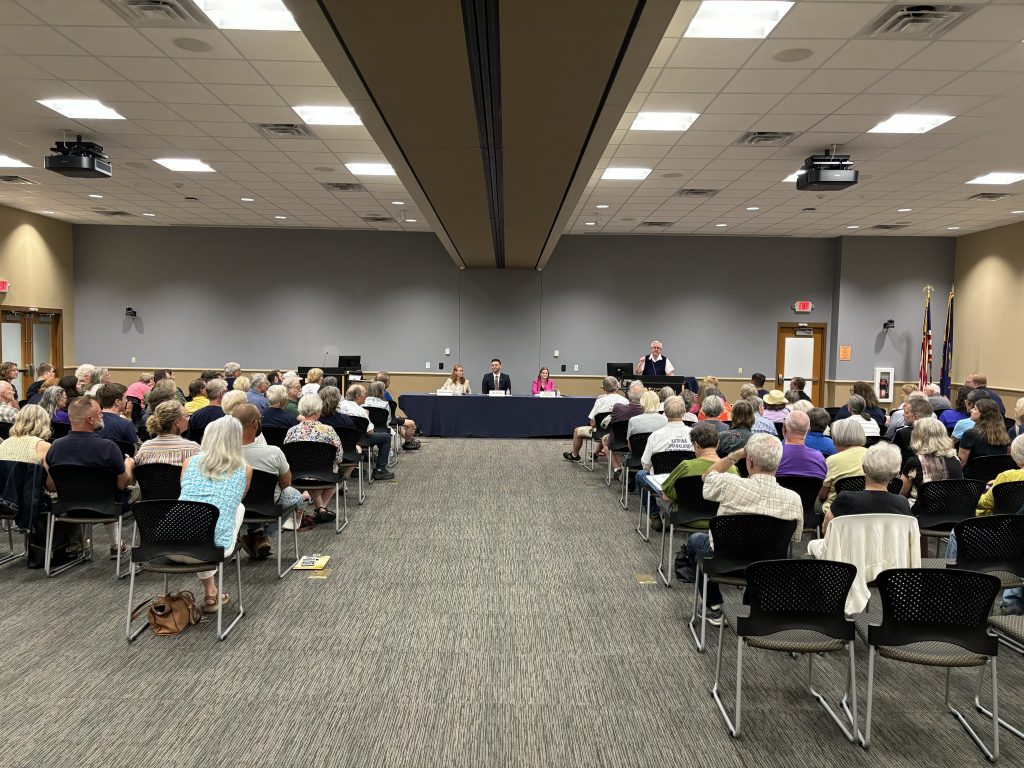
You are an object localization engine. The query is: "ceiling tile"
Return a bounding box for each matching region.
[722,69,811,94]
[793,68,885,94]
[651,68,735,93]
[667,39,759,69]
[771,93,851,114]
[250,60,335,87]
[222,31,319,62]
[177,59,266,85]
[0,25,84,55]
[207,84,285,107]
[770,2,888,38]
[866,70,961,95]
[823,40,929,69]
[57,26,164,57]
[139,81,219,104]
[705,93,783,114]
[102,57,194,83]
[901,41,1014,71]
[745,38,846,69]
[138,28,242,60]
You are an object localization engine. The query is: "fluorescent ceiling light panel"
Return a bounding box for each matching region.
[868,113,954,134]
[630,112,700,131]
[0,155,30,168]
[897,208,913,212]
[292,105,361,126]
[142,213,155,217]
[405,219,418,223]
[596,204,610,209]
[193,0,298,31]
[782,170,805,182]
[601,167,651,181]
[154,158,215,173]
[345,162,395,176]
[684,1,793,39]
[966,172,1024,185]
[37,99,124,120]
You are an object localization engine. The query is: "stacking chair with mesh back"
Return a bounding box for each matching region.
[913,478,986,557]
[241,469,300,578]
[713,559,859,741]
[133,463,182,501]
[984,519,1024,741]
[387,400,403,458]
[126,499,244,642]
[261,426,287,448]
[773,422,785,439]
[857,568,1002,760]
[0,422,11,440]
[366,406,396,469]
[618,432,650,511]
[46,465,131,578]
[349,415,375,485]
[282,441,347,532]
[335,425,364,505]
[188,426,206,447]
[690,514,798,652]
[864,435,884,447]
[834,476,904,495]
[583,411,613,472]
[658,473,718,588]
[606,420,629,488]
[114,440,137,459]
[965,454,1017,484]
[776,475,825,537]
[636,450,692,541]
[993,481,1024,515]
[825,407,841,423]
[49,421,70,440]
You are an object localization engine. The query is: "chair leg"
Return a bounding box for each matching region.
[688,566,709,652]
[657,524,674,587]
[278,511,302,579]
[357,463,365,505]
[619,465,629,510]
[125,562,151,642]
[807,645,859,742]
[0,519,25,566]
[945,662,999,761]
[711,617,742,737]
[637,489,650,541]
[216,557,245,641]
[44,515,87,577]
[863,646,876,749]
[976,654,1021,743]
[335,481,348,533]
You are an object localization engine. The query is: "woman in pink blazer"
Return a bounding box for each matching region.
[532,367,556,395]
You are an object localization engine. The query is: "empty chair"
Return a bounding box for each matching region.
[913,478,986,556]
[46,465,131,578]
[365,406,396,469]
[965,455,1018,484]
[281,442,346,532]
[776,475,824,536]
[241,469,301,578]
[133,463,182,501]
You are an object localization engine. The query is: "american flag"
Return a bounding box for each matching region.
[919,287,932,390]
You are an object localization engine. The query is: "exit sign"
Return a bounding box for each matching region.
[0,280,9,293]
[792,300,814,313]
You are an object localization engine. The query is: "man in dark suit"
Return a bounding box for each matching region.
[481,358,511,394]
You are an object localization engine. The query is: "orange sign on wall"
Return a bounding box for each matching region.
[839,345,852,361]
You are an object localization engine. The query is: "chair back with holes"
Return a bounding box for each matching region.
[114,439,137,458]
[869,568,1000,655]
[334,426,360,465]
[134,462,182,500]
[366,407,390,433]
[48,464,122,518]
[865,435,883,447]
[608,420,629,452]
[776,475,824,529]
[913,478,986,531]
[350,415,370,437]
[592,411,613,440]
[703,514,797,578]
[773,422,784,439]
[992,480,1024,515]
[49,421,70,440]
[130,499,223,563]
[964,454,1017,484]
[950,515,1024,576]
[669,474,719,527]
[834,476,866,494]
[738,559,856,640]
[282,441,337,484]
[262,426,287,448]
[0,422,11,440]
[626,433,650,464]
[242,469,281,516]
[651,450,692,475]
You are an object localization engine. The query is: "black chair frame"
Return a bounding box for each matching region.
[242,469,301,578]
[636,450,693,542]
[658,474,718,588]
[282,441,348,532]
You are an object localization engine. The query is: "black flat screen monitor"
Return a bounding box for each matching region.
[606,362,634,380]
[337,355,361,372]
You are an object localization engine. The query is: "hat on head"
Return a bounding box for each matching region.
[763,389,787,405]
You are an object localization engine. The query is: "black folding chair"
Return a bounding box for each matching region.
[834,476,903,495]
[281,442,346,532]
[49,421,70,440]
[583,411,613,472]
[134,462,182,501]
[262,426,287,448]
[658,474,718,588]
[637,449,692,541]
[619,432,650,511]
[0,422,11,440]
[777,475,824,536]
[335,426,364,506]
[606,420,629,488]
[114,439,137,458]
[992,481,1024,515]
[865,435,883,447]
[857,568,1001,760]
[913,478,986,556]
[46,465,130,578]
[387,400,403,457]
[964,454,1017,484]
[241,469,300,578]
[943,514,1024,591]
[713,559,858,741]
[126,499,244,642]
[366,406,397,468]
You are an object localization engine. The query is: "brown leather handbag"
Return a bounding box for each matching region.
[134,591,203,635]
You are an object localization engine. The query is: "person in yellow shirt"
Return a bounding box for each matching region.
[975,435,1024,515]
[184,379,209,415]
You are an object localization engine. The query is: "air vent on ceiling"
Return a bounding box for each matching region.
[673,188,719,199]
[97,211,135,217]
[639,221,673,228]
[101,0,209,27]
[362,216,396,224]
[0,176,37,185]
[735,131,797,147]
[322,182,366,193]
[968,192,1012,201]
[254,123,317,139]
[870,223,909,230]
[859,4,978,39]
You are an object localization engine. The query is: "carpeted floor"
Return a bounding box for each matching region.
[0,438,1020,767]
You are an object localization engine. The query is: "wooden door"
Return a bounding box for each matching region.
[775,322,826,405]
[0,307,63,398]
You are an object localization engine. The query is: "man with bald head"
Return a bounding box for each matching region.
[775,410,826,479]
[635,340,675,376]
[0,380,19,423]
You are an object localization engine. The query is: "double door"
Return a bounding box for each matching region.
[0,308,63,398]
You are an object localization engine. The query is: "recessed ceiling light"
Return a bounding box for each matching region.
[0,155,30,168]
[868,113,954,134]
[715,223,728,228]
[193,0,298,31]
[404,218,418,223]
[630,112,700,131]
[88,194,103,199]
[684,1,794,39]
[846,225,860,229]
[274,215,287,220]
[947,226,960,230]
[345,162,395,176]
[291,105,361,126]
[601,167,651,180]
[746,206,759,211]
[897,208,913,212]
[37,99,125,120]
[154,158,215,173]
[585,222,596,226]
[782,170,805,182]
[595,204,610,209]
[966,172,1024,185]
[240,197,255,202]
[40,210,55,215]
[142,213,155,217]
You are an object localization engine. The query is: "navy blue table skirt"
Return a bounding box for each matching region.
[398,394,594,438]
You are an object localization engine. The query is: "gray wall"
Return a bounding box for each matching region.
[73,225,954,385]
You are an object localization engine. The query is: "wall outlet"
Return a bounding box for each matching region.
[553,350,559,358]
[444,348,450,356]
[737,367,742,374]
[131,356,136,364]
[425,361,431,369]
[438,362,444,370]
[574,364,579,372]
[561,364,566,372]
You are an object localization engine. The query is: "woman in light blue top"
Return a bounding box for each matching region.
[177,416,252,612]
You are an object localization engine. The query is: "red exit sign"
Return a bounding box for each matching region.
[0,280,9,293]
[792,300,814,313]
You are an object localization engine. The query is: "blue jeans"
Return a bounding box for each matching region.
[368,431,390,470]
[685,532,722,607]
[635,470,661,516]
[246,485,303,538]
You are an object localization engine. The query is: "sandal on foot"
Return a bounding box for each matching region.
[315,506,336,523]
[109,541,128,560]
[202,593,230,614]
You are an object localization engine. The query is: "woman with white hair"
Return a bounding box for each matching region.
[816,418,867,515]
[697,396,729,433]
[820,443,909,535]
[175,416,252,611]
[0,404,51,463]
[86,367,111,396]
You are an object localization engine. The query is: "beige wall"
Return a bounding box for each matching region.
[954,220,1024,392]
[0,205,75,362]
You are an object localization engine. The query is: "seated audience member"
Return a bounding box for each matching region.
[441,364,472,395]
[134,400,200,467]
[1009,397,1024,440]
[924,382,952,412]
[976,435,1024,516]
[744,394,778,436]
[940,387,970,432]
[679,389,698,425]
[174,416,251,612]
[784,390,801,408]
[25,363,54,400]
[532,367,556,395]
[789,400,814,416]
[221,390,266,445]
[697,396,729,431]
[0,381,19,423]
[59,375,81,402]
[847,394,881,438]
[86,367,111,395]
[246,373,270,412]
[339,384,394,481]
[777,411,827,479]
[184,379,209,415]
[603,381,645,477]
[636,395,693,516]
[951,387,993,441]
[223,361,241,391]
[125,372,154,404]
[233,403,303,559]
[563,376,627,462]
[140,379,178,424]
[40,385,70,425]
[285,393,344,525]
[884,384,921,439]
[814,443,909,541]
[232,376,251,393]
[750,373,768,398]
[788,376,811,402]
[201,370,221,383]
[718,400,755,457]
[28,374,58,405]
[364,380,419,449]
[96,383,139,445]
[805,408,836,457]
[760,390,790,423]
[75,364,94,395]
[375,372,420,448]
[899,417,962,499]
[44,396,134,558]
[835,381,886,428]
[321,376,339,390]
[816,418,868,517]
[892,395,934,463]
[958,398,1011,466]
[0,404,51,463]
[266,370,282,387]
[965,371,1005,415]
[301,368,323,396]
[283,376,302,416]
[262,385,299,429]
[653,422,736,531]
[628,390,667,441]
[677,434,803,623]
[317,385,354,435]
[153,369,186,404]
[187,378,227,437]
[656,386,674,413]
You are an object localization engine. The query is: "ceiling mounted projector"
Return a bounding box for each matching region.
[796,151,857,191]
[44,135,112,178]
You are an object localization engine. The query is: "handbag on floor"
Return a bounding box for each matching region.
[135,591,203,636]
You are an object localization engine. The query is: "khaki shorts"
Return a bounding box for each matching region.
[577,425,594,437]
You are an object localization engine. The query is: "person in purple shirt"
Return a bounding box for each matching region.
[776,411,827,480]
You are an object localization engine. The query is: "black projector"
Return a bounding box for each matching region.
[796,152,858,191]
[45,135,112,178]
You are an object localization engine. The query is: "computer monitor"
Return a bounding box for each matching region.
[336,355,361,373]
[606,362,634,381]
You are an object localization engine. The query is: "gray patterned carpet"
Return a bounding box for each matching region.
[0,438,1021,767]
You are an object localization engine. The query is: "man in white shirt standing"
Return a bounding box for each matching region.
[635,340,675,376]
[563,376,627,462]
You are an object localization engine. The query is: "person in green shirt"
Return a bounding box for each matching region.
[653,422,738,531]
[283,376,302,416]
